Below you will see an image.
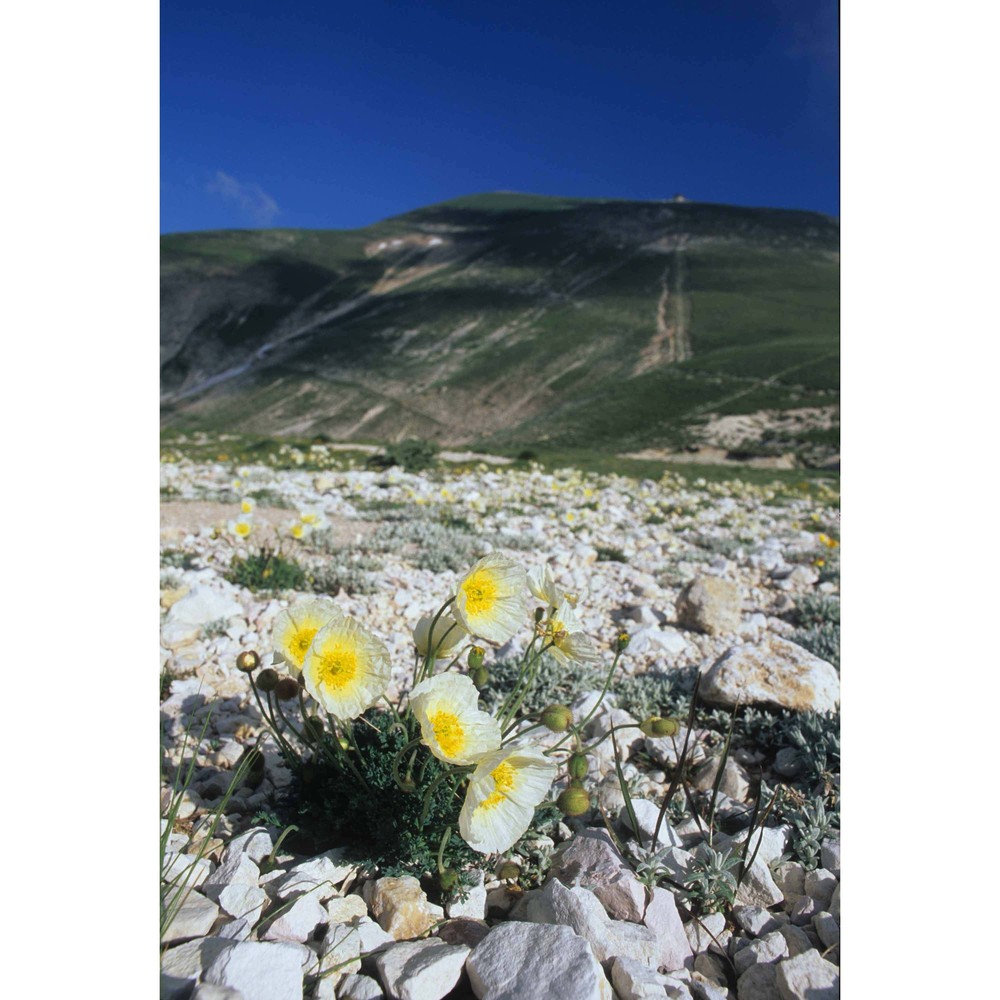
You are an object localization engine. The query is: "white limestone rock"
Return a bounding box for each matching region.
[375,938,470,1000]
[202,940,304,1000]
[467,921,613,1000]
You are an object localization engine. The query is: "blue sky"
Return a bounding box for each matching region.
[161,0,838,233]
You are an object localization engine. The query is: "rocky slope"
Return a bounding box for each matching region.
[160,452,840,999]
[161,194,839,459]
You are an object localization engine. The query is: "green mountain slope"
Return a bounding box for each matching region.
[161,193,839,458]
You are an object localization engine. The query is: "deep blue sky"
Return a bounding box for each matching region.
[161,0,838,233]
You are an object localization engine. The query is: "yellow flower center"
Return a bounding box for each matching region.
[236,522,251,537]
[241,501,253,513]
[479,760,516,811]
[318,643,358,691]
[462,570,498,616]
[291,525,304,539]
[429,710,465,758]
[289,627,318,666]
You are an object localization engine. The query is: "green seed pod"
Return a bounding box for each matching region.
[438,868,459,893]
[496,860,521,882]
[616,631,631,652]
[557,782,591,817]
[534,606,545,623]
[471,664,490,689]
[275,677,299,701]
[651,717,680,738]
[468,645,485,670]
[235,650,260,673]
[568,753,589,780]
[256,668,279,693]
[540,704,573,733]
[639,717,662,737]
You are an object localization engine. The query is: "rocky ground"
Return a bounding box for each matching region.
[160,455,841,1000]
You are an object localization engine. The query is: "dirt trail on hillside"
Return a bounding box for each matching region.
[635,239,690,374]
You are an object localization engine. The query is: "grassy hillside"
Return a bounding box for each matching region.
[161,193,838,461]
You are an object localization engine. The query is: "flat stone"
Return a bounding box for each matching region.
[203,853,261,901]
[162,890,220,944]
[326,894,369,925]
[684,913,728,956]
[202,940,304,1000]
[733,905,784,938]
[733,931,788,976]
[803,869,836,909]
[774,950,839,1000]
[737,963,781,1000]
[735,857,784,909]
[812,912,839,949]
[224,827,275,864]
[777,925,813,958]
[676,577,742,635]
[365,876,443,941]
[689,972,729,1000]
[217,884,267,926]
[375,939,470,1000]
[691,758,750,801]
[820,840,840,878]
[163,852,215,888]
[771,863,805,907]
[467,921,613,1000]
[218,918,254,942]
[549,828,648,922]
[718,826,789,869]
[445,871,487,920]
[262,891,328,943]
[161,938,237,1000]
[643,887,693,972]
[276,851,356,901]
[620,798,682,848]
[700,637,839,713]
[338,973,385,999]
[167,585,244,631]
[317,921,362,989]
[611,955,672,999]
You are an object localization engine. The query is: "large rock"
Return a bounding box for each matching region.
[445,871,487,920]
[611,956,674,999]
[525,878,658,968]
[161,890,220,944]
[163,585,245,646]
[374,939,470,1000]
[736,963,781,1000]
[700,637,839,713]
[275,850,357,901]
[262,891,328,943]
[733,931,788,976]
[365,876,443,941]
[161,938,237,1000]
[338,973,384,999]
[643,887,693,972]
[467,921,613,1000]
[203,854,260,902]
[549,829,648,922]
[202,941,304,1000]
[675,578,742,636]
[774,950,839,999]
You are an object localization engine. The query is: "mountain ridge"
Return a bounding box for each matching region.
[161,192,838,459]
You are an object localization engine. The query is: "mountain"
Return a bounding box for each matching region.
[161,192,839,460]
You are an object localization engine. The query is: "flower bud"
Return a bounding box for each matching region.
[471,665,489,689]
[557,782,591,817]
[651,717,680,738]
[305,715,324,738]
[540,704,573,733]
[235,650,260,673]
[568,753,589,780]
[275,677,299,701]
[534,605,545,623]
[256,668,279,692]
[438,868,459,893]
[468,645,485,670]
[496,860,521,882]
[616,631,631,652]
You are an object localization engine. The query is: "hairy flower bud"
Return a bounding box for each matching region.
[471,665,489,689]
[540,704,573,733]
[468,645,485,670]
[568,753,589,780]
[616,631,631,652]
[557,782,591,817]
[235,650,260,673]
[275,677,300,701]
[534,606,545,623]
[256,667,279,692]
[496,860,521,882]
[438,868,459,893]
[651,717,680,737]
